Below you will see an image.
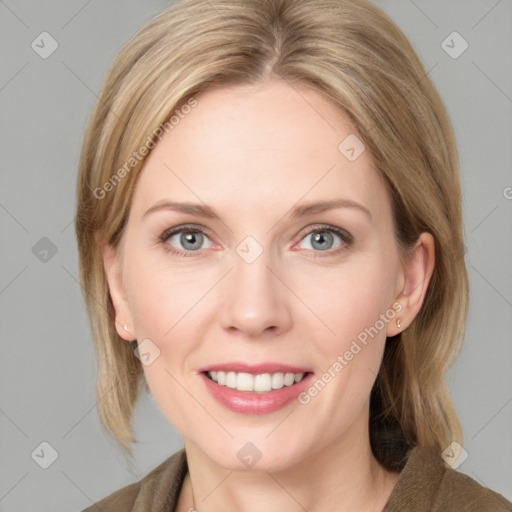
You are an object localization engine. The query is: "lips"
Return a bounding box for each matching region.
[197,362,315,415]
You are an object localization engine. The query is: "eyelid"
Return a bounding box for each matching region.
[160,223,212,241]
[295,223,353,245]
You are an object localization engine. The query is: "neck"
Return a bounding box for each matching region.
[179,412,399,512]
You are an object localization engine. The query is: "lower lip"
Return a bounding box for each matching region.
[200,372,315,415]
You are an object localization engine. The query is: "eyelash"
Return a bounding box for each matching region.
[158,223,353,258]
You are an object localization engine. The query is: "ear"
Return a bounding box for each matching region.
[386,232,435,336]
[102,243,135,341]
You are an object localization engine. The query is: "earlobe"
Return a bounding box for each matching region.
[102,243,135,341]
[388,232,435,337]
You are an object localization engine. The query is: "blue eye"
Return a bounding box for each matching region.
[160,226,212,256]
[297,225,353,255]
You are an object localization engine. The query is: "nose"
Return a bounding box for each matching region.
[219,244,292,339]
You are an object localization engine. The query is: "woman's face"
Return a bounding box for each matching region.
[104,79,428,471]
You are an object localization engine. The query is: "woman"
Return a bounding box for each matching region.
[75,0,512,510]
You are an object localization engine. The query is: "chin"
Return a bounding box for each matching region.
[190,435,308,474]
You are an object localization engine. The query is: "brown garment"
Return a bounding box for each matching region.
[82,446,512,511]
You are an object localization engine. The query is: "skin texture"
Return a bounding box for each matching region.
[103,79,434,511]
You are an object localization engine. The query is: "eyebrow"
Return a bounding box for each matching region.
[143,198,372,222]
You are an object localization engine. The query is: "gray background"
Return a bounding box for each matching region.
[0,0,511,510]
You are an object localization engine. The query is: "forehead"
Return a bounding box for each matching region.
[130,80,392,225]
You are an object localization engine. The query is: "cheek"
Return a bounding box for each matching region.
[123,240,204,339]
[295,268,391,423]
[318,261,393,388]
[122,246,215,397]
[124,258,201,428]
[127,273,173,339]
[299,256,393,356]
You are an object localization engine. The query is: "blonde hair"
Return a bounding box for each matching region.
[75,0,469,469]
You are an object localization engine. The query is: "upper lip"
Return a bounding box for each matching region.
[197,362,313,374]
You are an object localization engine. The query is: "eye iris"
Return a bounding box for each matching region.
[181,231,203,250]
[311,231,333,251]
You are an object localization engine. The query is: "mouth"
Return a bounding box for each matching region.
[197,362,315,414]
[203,370,311,393]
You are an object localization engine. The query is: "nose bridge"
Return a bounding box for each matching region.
[220,234,287,335]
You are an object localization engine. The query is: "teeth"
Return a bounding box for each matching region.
[284,373,295,386]
[237,372,254,391]
[271,372,284,389]
[225,371,237,389]
[254,373,272,392]
[207,371,306,392]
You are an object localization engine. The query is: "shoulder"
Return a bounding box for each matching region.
[81,449,187,512]
[81,481,140,512]
[384,445,512,512]
[437,462,512,511]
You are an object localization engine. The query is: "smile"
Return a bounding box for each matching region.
[199,365,315,414]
